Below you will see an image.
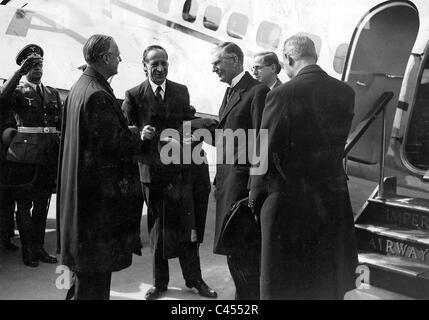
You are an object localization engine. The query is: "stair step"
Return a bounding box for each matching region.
[358,253,429,299]
[359,253,429,279]
[356,224,429,265]
[359,197,429,230]
[369,196,429,214]
[345,284,414,300]
[356,223,429,246]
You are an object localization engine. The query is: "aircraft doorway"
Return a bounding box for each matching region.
[343,1,419,165]
[404,51,429,171]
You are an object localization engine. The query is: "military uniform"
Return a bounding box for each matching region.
[0,97,18,250]
[0,44,61,266]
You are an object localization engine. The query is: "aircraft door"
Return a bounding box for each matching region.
[343,1,419,164]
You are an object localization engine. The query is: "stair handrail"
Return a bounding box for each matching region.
[344,91,394,156]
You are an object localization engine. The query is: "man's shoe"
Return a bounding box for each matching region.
[22,247,38,268]
[186,279,217,298]
[36,248,58,264]
[145,286,167,300]
[1,241,19,251]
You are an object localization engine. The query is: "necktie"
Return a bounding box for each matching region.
[36,84,43,101]
[227,87,234,102]
[155,86,163,104]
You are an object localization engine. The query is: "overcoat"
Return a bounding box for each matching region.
[251,65,359,299]
[58,67,143,273]
[213,72,269,255]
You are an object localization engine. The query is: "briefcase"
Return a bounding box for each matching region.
[219,197,260,253]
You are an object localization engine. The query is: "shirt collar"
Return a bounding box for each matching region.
[149,78,166,94]
[269,78,278,91]
[230,71,245,88]
[24,78,42,90]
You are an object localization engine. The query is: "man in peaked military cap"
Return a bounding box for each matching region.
[0,44,62,267]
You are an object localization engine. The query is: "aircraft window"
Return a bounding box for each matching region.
[158,0,172,13]
[405,61,429,170]
[183,0,198,23]
[256,22,281,49]
[333,43,349,74]
[203,5,221,31]
[227,13,248,40]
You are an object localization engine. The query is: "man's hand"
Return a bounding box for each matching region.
[19,53,43,75]
[141,125,156,141]
[182,131,195,145]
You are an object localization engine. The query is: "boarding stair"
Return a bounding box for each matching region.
[346,91,429,299]
[354,177,429,299]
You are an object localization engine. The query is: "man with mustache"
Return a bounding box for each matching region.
[211,42,269,300]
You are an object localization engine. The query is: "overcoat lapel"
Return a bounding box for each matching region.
[218,72,253,126]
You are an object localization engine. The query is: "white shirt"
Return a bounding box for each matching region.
[230,71,245,88]
[269,79,278,91]
[149,79,166,100]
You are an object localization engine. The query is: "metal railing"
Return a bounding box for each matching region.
[344,91,394,199]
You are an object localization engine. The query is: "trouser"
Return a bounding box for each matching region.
[0,188,16,243]
[227,244,261,300]
[143,183,202,287]
[15,190,51,249]
[68,272,112,300]
[153,232,202,287]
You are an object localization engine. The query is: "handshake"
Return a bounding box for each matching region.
[128,125,156,141]
[128,125,193,144]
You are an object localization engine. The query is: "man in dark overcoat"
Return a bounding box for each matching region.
[211,42,269,300]
[122,45,217,300]
[58,34,143,300]
[0,45,61,267]
[250,35,358,300]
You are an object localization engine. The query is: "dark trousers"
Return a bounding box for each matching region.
[153,232,202,287]
[15,189,50,248]
[68,272,112,300]
[227,245,260,300]
[0,189,15,243]
[143,183,202,288]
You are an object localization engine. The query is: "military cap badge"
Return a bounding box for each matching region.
[16,44,44,65]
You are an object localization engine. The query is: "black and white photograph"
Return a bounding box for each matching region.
[0,0,429,304]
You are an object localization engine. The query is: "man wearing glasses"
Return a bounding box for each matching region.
[122,45,217,300]
[251,51,282,90]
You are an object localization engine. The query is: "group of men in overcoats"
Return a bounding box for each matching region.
[0,33,359,300]
[211,37,358,300]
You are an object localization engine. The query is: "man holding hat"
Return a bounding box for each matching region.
[0,44,61,267]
